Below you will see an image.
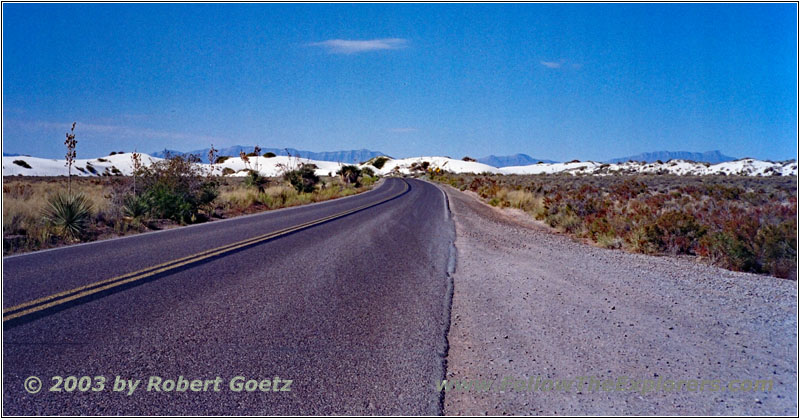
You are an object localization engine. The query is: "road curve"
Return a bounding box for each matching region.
[3,178,455,415]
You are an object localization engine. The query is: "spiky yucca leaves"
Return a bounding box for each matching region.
[122,194,149,219]
[337,165,362,185]
[43,192,93,239]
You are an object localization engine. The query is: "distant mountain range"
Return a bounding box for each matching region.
[605,150,736,164]
[477,154,558,167]
[151,146,387,164]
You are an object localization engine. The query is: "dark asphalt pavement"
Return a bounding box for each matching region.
[3,178,455,415]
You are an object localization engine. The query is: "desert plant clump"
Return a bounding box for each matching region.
[263,152,276,158]
[132,155,219,223]
[12,160,31,169]
[284,164,320,193]
[361,166,375,177]
[43,192,93,240]
[430,172,797,279]
[122,194,149,219]
[4,168,379,255]
[243,169,269,191]
[337,165,362,186]
[365,156,389,169]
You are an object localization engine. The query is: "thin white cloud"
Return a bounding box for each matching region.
[12,120,229,144]
[309,38,408,54]
[541,59,582,70]
[388,127,418,133]
[540,60,564,69]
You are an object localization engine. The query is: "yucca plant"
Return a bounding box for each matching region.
[122,194,149,219]
[337,165,362,186]
[43,192,93,240]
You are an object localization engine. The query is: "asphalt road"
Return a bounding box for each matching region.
[3,178,456,415]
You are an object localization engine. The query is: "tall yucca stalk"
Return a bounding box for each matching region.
[64,122,77,194]
[131,150,142,196]
[43,192,93,240]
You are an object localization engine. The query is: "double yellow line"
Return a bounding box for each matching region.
[3,180,409,324]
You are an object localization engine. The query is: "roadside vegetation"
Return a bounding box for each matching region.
[4,171,377,255]
[3,131,379,255]
[431,173,796,279]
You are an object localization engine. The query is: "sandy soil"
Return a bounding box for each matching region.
[440,185,797,416]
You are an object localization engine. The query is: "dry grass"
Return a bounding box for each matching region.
[3,174,377,255]
[431,172,797,279]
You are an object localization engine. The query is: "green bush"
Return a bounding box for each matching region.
[263,152,276,158]
[366,156,389,169]
[243,170,269,191]
[361,166,375,177]
[646,211,707,254]
[12,160,31,169]
[284,164,320,193]
[337,165,362,186]
[134,155,218,223]
[122,194,149,219]
[43,192,93,239]
[755,220,796,278]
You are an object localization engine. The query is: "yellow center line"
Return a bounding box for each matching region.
[3,180,409,323]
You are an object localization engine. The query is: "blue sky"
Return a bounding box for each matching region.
[3,3,797,161]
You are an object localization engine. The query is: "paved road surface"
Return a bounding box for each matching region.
[3,178,455,415]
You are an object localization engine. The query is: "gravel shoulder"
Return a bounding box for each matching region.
[440,185,797,415]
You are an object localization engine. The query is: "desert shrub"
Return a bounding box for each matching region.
[361,166,375,177]
[263,152,276,158]
[697,231,757,273]
[122,194,149,219]
[360,175,377,187]
[645,211,707,254]
[96,158,109,162]
[462,156,476,162]
[506,189,534,209]
[409,161,431,172]
[221,167,235,176]
[43,192,93,240]
[284,164,320,193]
[365,156,389,169]
[430,172,796,278]
[134,155,218,223]
[337,165,362,186]
[12,160,31,169]
[215,156,231,164]
[755,220,797,278]
[243,170,269,191]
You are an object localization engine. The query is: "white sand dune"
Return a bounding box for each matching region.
[3,153,796,178]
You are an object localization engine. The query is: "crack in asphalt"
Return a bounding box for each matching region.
[435,182,457,415]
